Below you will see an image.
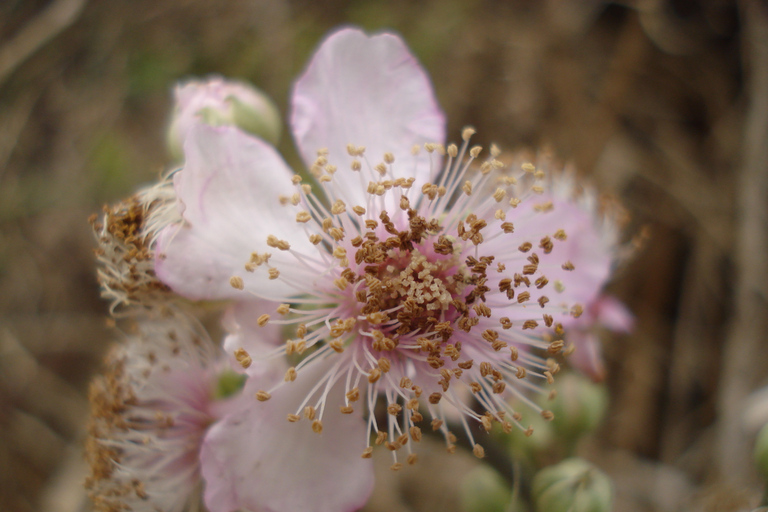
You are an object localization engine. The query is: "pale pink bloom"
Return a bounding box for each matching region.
[86,308,238,512]
[167,76,282,159]
[154,28,621,512]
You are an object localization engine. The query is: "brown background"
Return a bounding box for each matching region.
[0,1,766,511]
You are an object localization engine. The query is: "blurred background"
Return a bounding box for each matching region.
[1,0,766,511]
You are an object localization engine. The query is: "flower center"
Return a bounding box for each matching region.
[350,210,467,336]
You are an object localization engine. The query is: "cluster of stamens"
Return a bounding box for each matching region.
[230,128,585,469]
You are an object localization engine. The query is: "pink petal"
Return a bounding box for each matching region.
[200,363,374,512]
[593,295,634,333]
[155,124,315,301]
[567,332,607,382]
[291,28,445,205]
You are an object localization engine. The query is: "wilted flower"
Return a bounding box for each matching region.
[142,27,625,512]
[85,308,232,512]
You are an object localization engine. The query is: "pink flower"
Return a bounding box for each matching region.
[154,28,621,512]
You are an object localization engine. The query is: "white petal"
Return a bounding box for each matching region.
[291,27,445,205]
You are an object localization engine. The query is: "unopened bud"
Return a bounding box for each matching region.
[532,458,613,512]
[460,466,523,512]
[754,423,768,479]
[539,371,608,442]
[167,76,281,160]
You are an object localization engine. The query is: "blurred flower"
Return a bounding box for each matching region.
[85,308,234,512]
[149,27,623,512]
[565,294,633,382]
[167,76,282,160]
[532,458,614,512]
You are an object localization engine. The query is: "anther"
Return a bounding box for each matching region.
[255,390,271,401]
[368,368,381,383]
[287,414,300,422]
[340,406,354,414]
[473,444,485,459]
[296,211,311,223]
[384,152,395,164]
[268,267,280,280]
[361,447,373,458]
[312,420,323,433]
[428,392,442,404]
[277,303,290,315]
[234,348,252,369]
[304,406,316,420]
[407,454,418,465]
[346,387,360,402]
[229,276,244,290]
[285,367,297,382]
[257,314,270,326]
[331,200,346,215]
[266,235,290,250]
[541,410,555,421]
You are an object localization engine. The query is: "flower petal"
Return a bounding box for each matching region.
[200,362,374,512]
[593,295,634,333]
[155,124,315,301]
[567,331,607,382]
[291,27,445,205]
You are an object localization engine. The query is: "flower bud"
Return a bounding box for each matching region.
[539,371,608,442]
[460,466,525,512]
[532,458,613,512]
[754,423,768,479]
[167,77,282,160]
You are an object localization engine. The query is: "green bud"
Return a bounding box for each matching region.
[532,458,613,512]
[754,423,768,480]
[503,407,555,463]
[460,466,526,512]
[539,371,608,442]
